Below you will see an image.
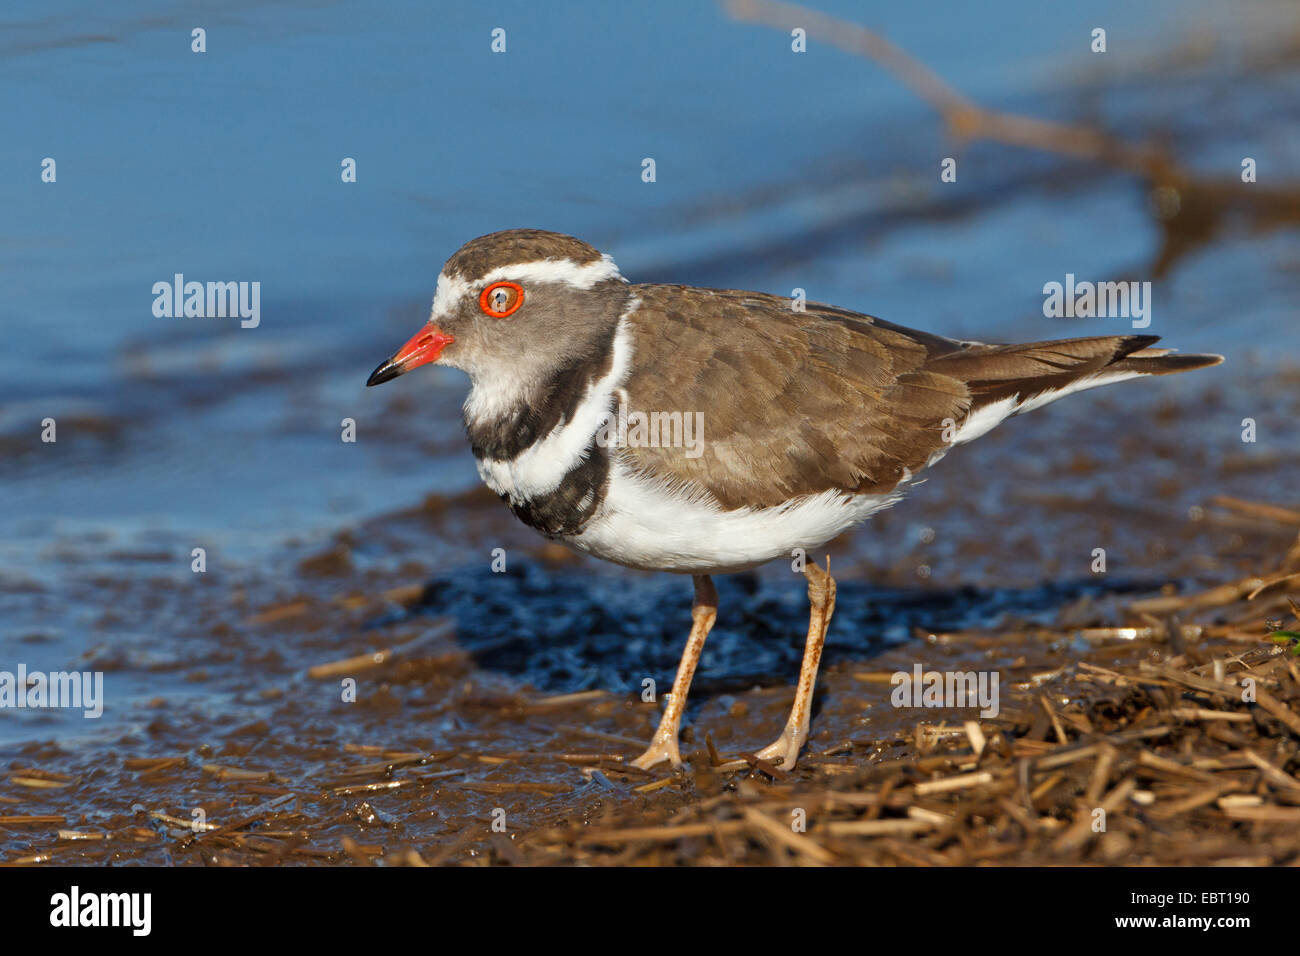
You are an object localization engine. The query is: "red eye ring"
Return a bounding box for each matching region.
[479,281,524,318]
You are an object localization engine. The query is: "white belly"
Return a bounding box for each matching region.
[564,459,906,574]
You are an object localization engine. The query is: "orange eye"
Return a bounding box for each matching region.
[479,281,524,318]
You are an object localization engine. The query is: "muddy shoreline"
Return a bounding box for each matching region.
[3,375,1298,865]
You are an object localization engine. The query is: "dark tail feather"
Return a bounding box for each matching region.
[927,334,1222,408]
[1109,345,1224,376]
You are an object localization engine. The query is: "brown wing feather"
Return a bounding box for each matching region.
[619,286,969,509]
[618,287,1220,511]
[926,334,1222,406]
[925,334,1152,405]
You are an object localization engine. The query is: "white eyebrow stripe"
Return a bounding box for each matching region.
[477,254,624,290]
[430,255,625,319]
[430,272,471,319]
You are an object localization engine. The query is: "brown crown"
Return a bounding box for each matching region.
[444,229,604,282]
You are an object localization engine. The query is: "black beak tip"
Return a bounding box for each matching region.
[366,360,402,387]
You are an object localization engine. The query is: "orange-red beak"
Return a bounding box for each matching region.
[366,324,455,386]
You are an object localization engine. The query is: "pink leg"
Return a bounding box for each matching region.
[754,558,836,770]
[631,574,718,769]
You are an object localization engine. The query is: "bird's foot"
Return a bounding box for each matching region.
[629,734,682,771]
[753,724,807,772]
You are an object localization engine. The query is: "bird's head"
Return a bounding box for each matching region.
[366,229,630,390]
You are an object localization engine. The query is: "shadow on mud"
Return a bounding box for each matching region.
[371,559,1163,697]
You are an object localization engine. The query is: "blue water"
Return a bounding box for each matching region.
[4,0,1260,372]
[2,1,1297,587]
